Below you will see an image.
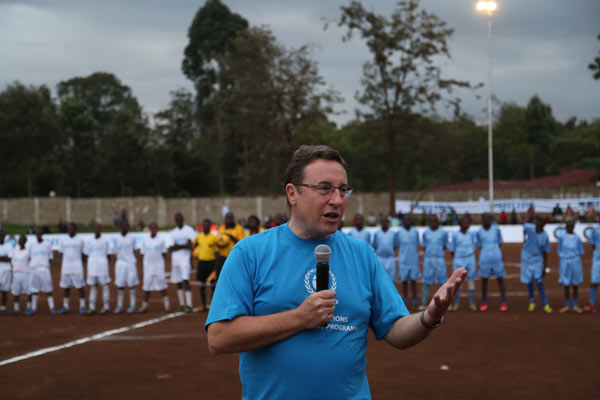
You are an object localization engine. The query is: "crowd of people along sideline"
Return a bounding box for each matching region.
[347,212,600,314]
[0,211,285,316]
[1,210,599,316]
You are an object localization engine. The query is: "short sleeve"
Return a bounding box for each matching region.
[205,245,255,330]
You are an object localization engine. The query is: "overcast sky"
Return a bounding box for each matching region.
[1,0,598,127]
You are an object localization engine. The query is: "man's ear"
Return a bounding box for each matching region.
[285,183,298,207]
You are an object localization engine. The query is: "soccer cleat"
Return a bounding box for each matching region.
[479,303,488,312]
[99,308,109,315]
[195,305,207,313]
[138,306,148,313]
[50,308,57,315]
[583,304,596,313]
[126,306,136,314]
[11,309,19,316]
[114,306,123,314]
[58,307,69,314]
[86,309,96,316]
[25,308,36,316]
[183,306,193,313]
[0,306,6,314]
[178,305,186,312]
[79,306,86,315]
[164,305,171,313]
[450,303,459,312]
[499,302,508,312]
[571,306,583,314]
[543,304,553,314]
[527,303,536,312]
[559,306,570,314]
[469,303,477,312]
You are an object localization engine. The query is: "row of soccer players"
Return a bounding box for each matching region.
[347,213,600,313]
[0,212,220,316]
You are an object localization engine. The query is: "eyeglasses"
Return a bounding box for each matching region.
[294,183,353,197]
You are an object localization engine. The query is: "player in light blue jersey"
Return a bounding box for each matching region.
[420,215,448,310]
[347,214,371,244]
[372,217,399,282]
[520,217,552,313]
[476,213,507,312]
[584,224,600,312]
[557,220,584,314]
[398,215,421,308]
[449,216,478,311]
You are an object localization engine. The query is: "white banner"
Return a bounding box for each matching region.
[395,197,600,215]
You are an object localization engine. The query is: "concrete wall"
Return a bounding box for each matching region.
[1,185,599,227]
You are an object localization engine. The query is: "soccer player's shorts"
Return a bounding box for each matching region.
[591,258,600,284]
[520,259,543,284]
[29,267,53,293]
[11,271,31,296]
[143,274,167,292]
[114,260,139,287]
[422,256,447,285]
[558,257,583,286]
[453,256,477,280]
[378,256,397,282]
[479,258,506,279]
[398,264,421,281]
[171,256,191,283]
[87,275,111,286]
[60,273,85,289]
[0,269,11,291]
[196,260,215,283]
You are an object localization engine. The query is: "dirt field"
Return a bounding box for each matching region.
[1,243,599,399]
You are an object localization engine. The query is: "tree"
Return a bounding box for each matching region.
[0,82,59,197]
[333,0,472,213]
[589,33,600,80]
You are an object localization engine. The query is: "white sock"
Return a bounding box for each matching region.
[79,297,86,309]
[32,294,39,311]
[102,285,110,309]
[63,297,69,309]
[141,301,149,310]
[47,295,55,310]
[26,300,32,310]
[185,290,193,307]
[163,296,170,310]
[129,289,136,308]
[117,289,124,308]
[14,302,20,312]
[89,287,97,311]
[177,289,184,306]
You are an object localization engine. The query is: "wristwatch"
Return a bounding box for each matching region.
[420,307,443,329]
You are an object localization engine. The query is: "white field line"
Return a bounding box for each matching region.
[0,311,185,367]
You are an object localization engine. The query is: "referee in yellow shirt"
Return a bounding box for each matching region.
[192,219,217,312]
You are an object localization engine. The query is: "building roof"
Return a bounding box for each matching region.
[431,169,597,191]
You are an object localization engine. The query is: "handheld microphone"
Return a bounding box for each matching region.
[314,244,331,292]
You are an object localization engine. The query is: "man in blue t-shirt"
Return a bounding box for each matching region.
[205,145,466,400]
[347,213,372,244]
[476,213,507,312]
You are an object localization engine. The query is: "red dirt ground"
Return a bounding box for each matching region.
[1,243,599,399]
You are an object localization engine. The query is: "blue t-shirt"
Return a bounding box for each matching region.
[422,227,448,258]
[476,225,503,264]
[558,234,584,259]
[347,227,371,245]
[397,226,420,267]
[205,223,409,400]
[449,231,476,258]
[521,223,550,263]
[591,226,600,260]
[372,229,399,258]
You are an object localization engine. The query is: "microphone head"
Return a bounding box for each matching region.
[314,244,331,264]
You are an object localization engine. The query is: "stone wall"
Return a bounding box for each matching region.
[1,185,599,227]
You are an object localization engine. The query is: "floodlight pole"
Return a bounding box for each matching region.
[486,11,494,213]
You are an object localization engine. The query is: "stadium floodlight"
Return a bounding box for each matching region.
[477,1,497,213]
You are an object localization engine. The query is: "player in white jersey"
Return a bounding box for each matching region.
[84,223,113,315]
[169,213,196,312]
[28,228,56,315]
[113,221,139,314]
[11,235,32,315]
[0,229,14,314]
[58,223,87,314]
[139,222,171,313]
